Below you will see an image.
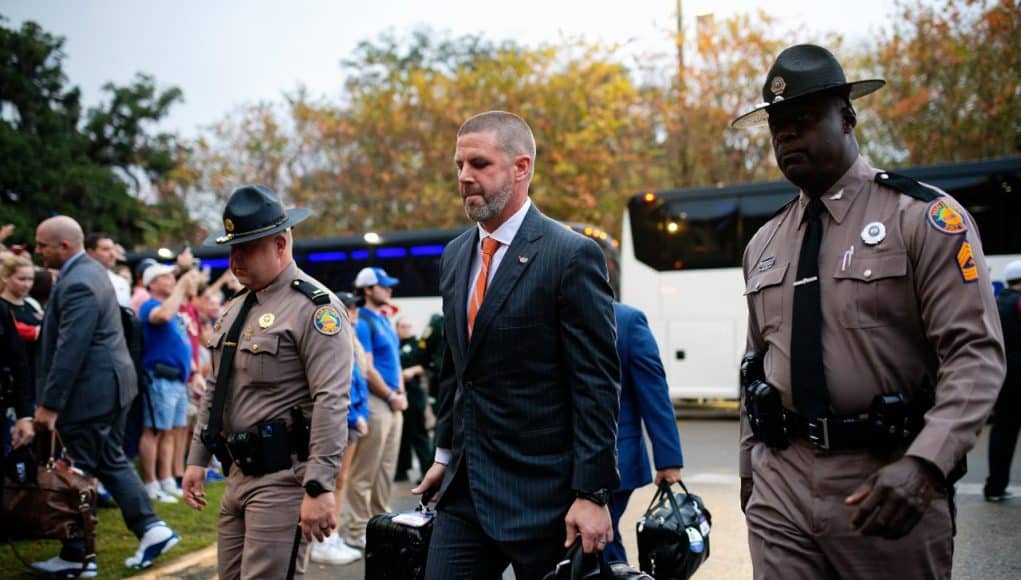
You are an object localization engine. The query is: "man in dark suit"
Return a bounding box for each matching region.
[606,302,684,563]
[32,216,179,577]
[412,111,621,579]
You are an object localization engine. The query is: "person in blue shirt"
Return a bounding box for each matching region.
[338,267,407,550]
[606,302,685,563]
[138,264,199,503]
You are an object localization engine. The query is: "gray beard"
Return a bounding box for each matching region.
[464,182,513,223]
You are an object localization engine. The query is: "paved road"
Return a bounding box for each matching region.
[305,418,1020,580]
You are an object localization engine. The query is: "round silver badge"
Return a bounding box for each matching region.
[861,221,887,245]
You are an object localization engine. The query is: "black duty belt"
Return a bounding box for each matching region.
[784,409,876,451]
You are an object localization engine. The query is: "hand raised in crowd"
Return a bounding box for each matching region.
[300,491,337,543]
[845,455,942,539]
[182,465,208,511]
[564,497,613,553]
[654,467,682,487]
[11,418,34,448]
[411,462,446,503]
[176,246,194,270]
[0,223,14,242]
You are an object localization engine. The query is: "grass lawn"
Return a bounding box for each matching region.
[1,480,225,579]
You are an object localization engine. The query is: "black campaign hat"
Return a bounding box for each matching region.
[731,44,885,129]
[204,184,311,246]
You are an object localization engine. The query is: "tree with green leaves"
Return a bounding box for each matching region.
[0,17,191,249]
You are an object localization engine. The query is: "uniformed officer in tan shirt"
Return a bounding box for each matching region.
[732,45,1005,579]
[182,184,352,580]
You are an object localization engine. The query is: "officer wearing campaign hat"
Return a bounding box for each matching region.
[735,45,1004,577]
[182,184,352,579]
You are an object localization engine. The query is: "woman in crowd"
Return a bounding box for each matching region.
[1,253,43,386]
[1,253,35,473]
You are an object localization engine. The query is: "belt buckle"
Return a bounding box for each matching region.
[806,417,830,450]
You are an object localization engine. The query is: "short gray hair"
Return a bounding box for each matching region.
[457,111,536,178]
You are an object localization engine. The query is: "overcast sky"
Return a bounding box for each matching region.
[4,0,903,137]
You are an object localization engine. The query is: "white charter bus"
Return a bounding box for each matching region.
[620,156,1021,401]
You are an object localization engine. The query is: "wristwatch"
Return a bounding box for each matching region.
[304,481,328,498]
[576,488,611,507]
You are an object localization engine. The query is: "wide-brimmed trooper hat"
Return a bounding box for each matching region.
[731,44,885,129]
[204,184,311,246]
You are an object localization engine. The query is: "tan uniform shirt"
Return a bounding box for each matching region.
[740,156,1005,478]
[188,261,352,490]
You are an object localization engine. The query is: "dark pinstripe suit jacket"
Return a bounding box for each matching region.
[434,203,621,542]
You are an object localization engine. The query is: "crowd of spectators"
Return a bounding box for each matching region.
[2,224,444,572]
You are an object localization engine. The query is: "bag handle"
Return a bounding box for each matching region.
[643,479,698,531]
[42,428,70,470]
[556,540,615,580]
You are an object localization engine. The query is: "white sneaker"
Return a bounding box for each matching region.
[160,478,184,498]
[310,537,362,565]
[144,481,179,504]
[345,533,367,550]
[125,522,181,569]
[29,556,97,578]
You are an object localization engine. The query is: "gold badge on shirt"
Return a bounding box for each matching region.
[259,313,275,329]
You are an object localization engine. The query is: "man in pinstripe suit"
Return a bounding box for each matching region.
[412,111,621,579]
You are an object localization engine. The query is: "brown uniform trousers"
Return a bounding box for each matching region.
[741,156,1005,578]
[188,262,352,580]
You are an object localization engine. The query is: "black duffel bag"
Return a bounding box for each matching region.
[544,541,652,580]
[636,480,712,579]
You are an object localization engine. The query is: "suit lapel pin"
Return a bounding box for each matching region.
[518,255,528,263]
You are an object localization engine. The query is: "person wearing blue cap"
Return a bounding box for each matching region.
[337,266,407,551]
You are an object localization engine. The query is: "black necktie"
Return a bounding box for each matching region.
[791,198,830,418]
[206,291,258,438]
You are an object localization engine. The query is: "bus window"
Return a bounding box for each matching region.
[629,195,741,270]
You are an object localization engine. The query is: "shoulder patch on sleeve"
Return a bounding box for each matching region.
[875,171,941,202]
[312,305,343,335]
[291,279,331,305]
[926,198,968,235]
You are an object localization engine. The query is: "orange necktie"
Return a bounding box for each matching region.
[468,237,501,339]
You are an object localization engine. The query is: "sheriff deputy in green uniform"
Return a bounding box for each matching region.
[182,185,352,580]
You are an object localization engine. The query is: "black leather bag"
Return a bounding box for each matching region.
[364,500,434,579]
[544,542,652,580]
[636,480,711,579]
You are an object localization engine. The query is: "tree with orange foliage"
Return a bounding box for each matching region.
[864,0,1020,165]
